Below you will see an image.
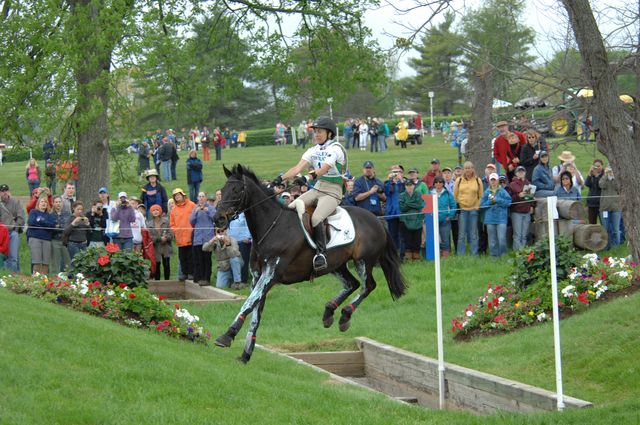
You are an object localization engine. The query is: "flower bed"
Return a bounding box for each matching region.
[452,240,639,339]
[0,272,211,344]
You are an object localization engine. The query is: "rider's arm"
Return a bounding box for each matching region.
[312,162,332,178]
[281,159,310,181]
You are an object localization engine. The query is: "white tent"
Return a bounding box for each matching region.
[492,99,512,108]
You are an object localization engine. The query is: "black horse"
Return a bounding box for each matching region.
[214,165,407,363]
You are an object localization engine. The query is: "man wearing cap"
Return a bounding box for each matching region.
[509,165,535,250]
[422,159,441,189]
[0,184,26,272]
[141,169,168,217]
[493,121,525,176]
[352,160,386,217]
[98,187,118,222]
[406,167,428,195]
[110,192,136,251]
[274,116,346,271]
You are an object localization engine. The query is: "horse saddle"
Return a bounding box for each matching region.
[300,206,355,250]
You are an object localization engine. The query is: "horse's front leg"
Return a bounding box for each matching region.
[215,259,278,348]
[238,291,270,363]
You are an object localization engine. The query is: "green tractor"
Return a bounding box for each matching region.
[547,88,634,138]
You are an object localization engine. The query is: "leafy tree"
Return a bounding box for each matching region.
[0,0,377,205]
[460,0,534,168]
[400,11,465,116]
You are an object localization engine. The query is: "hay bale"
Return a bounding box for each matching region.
[556,200,585,220]
[573,224,608,251]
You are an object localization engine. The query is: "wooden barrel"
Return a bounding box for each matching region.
[557,200,585,220]
[534,198,548,221]
[534,220,558,241]
[573,224,608,251]
[557,219,576,237]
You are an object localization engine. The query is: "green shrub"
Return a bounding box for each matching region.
[509,236,578,290]
[68,243,149,288]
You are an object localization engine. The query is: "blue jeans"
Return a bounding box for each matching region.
[438,219,452,252]
[28,180,40,195]
[171,160,177,181]
[161,160,171,182]
[386,218,402,253]
[511,212,531,251]
[216,256,243,288]
[600,210,622,247]
[67,241,87,260]
[486,223,508,256]
[457,210,479,255]
[6,230,21,272]
[114,237,133,251]
[370,135,379,152]
[189,182,201,203]
[380,135,388,151]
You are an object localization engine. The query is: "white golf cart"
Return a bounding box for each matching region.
[393,110,424,145]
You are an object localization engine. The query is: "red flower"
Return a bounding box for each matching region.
[493,314,505,323]
[105,243,120,253]
[159,295,167,301]
[97,255,110,266]
[487,302,493,311]
[128,292,136,299]
[174,304,181,310]
[45,282,54,290]
[603,257,609,264]
[118,283,127,289]
[92,281,101,288]
[578,291,589,305]
[527,251,535,262]
[90,298,99,308]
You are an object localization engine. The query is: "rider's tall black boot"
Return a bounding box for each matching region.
[313,223,328,271]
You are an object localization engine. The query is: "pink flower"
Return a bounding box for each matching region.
[527,251,535,262]
[105,243,120,253]
[97,255,110,266]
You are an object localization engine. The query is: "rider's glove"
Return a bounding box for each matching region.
[270,175,283,188]
[293,175,308,187]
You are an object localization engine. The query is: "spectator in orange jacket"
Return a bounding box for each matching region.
[169,188,195,281]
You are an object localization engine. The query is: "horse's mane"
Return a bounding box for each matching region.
[230,164,286,209]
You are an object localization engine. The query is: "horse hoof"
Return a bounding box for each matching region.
[339,320,351,332]
[323,315,334,328]
[214,333,233,348]
[237,352,251,364]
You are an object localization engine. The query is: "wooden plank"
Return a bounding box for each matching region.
[288,351,364,377]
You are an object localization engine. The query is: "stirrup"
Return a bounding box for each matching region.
[313,253,328,271]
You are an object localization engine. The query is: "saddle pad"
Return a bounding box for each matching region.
[301,206,355,250]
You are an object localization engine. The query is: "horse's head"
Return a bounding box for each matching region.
[214,165,248,230]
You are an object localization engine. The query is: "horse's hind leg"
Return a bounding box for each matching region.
[339,260,377,332]
[215,259,277,349]
[324,264,360,328]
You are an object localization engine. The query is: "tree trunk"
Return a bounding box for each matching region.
[68,0,116,205]
[467,65,493,170]
[562,0,640,262]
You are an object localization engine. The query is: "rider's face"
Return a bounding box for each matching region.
[313,128,329,144]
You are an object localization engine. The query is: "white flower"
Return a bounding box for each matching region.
[76,273,85,280]
[561,285,576,298]
[120,293,126,299]
[615,271,629,278]
[58,272,68,280]
[498,296,505,303]
[595,285,608,299]
[0,279,6,288]
[582,253,599,267]
[124,319,142,327]
[537,312,547,322]
[487,288,493,294]
[106,290,115,296]
[79,287,88,295]
[465,310,473,317]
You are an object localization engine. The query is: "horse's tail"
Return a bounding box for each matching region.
[379,229,408,300]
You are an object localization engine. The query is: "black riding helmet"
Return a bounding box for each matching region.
[311,116,337,140]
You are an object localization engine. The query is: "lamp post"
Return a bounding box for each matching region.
[428,91,435,137]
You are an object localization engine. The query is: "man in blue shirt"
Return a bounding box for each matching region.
[352,161,386,216]
[228,212,252,285]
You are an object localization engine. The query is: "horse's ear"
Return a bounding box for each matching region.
[237,164,244,176]
[223,165,231,178]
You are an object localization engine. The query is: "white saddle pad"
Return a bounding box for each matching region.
[302,206,355,250]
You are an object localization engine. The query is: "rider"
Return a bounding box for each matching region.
[271,116,346,271]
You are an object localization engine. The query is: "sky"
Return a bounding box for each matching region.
[363,0,629,78]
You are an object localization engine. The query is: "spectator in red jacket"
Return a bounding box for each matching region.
[422,159,441,189]
[493,121,525,177]
[0,222,9,267]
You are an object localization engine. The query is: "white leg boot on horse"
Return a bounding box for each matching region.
[313,224,328,271]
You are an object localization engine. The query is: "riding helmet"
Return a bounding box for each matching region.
[311,116,337,139]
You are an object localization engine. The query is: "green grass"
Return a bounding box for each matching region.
[3,136,637,423]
